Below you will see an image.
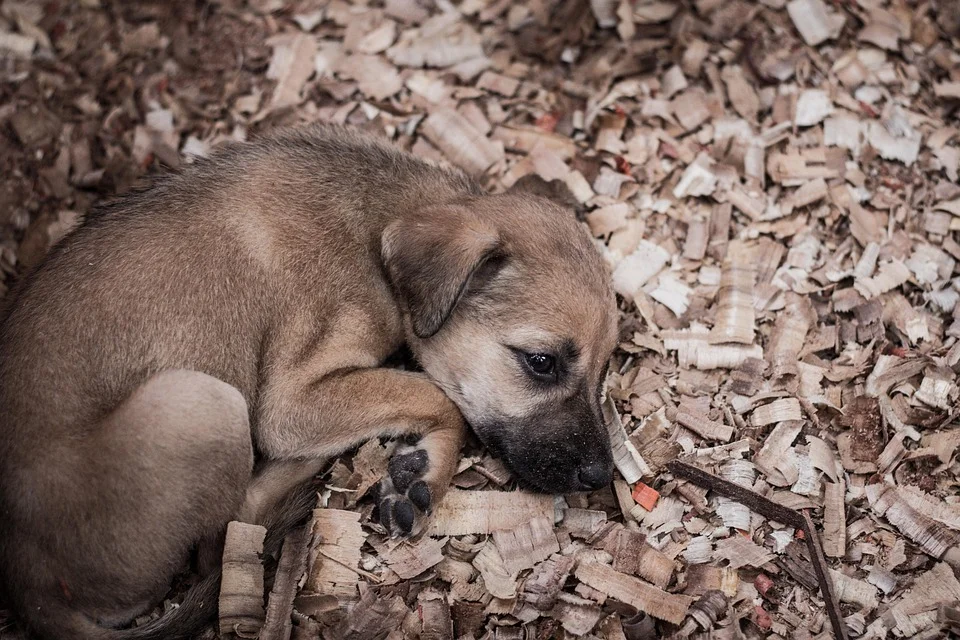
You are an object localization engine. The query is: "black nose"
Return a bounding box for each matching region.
[577,463,612,490]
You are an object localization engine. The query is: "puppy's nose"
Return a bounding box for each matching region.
[577,463,611,490]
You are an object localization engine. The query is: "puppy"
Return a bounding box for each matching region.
[0,125,618,640]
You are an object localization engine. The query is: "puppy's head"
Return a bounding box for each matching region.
[383,178,618,493]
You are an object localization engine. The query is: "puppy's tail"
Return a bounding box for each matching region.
[31,480,322,640]
[24,571,220,640]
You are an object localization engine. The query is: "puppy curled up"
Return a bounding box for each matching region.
[0,125,619,639]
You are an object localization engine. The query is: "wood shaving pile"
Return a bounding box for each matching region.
[2,0,960,638]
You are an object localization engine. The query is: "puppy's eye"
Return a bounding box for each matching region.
[524,353,556,379]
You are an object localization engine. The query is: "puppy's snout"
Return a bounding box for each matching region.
[577,462,612,490]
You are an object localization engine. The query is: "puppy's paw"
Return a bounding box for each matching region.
[375,439,437,537]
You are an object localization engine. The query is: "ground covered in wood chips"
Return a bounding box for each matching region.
[3,0,960,638]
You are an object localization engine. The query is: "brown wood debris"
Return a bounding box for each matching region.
[4,0,960,638]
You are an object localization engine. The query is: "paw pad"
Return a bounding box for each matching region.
[376,445,433,537]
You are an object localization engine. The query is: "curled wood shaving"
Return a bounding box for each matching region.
[665,406,734,443]
[750,398,803,427]
[304,509,366,600]
[867,484,960,569]
[664,325,764,370]
[708,246,756,345]
[521,554,576,611]
[219,521,267,639]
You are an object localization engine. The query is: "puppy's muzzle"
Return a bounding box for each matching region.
[475,411,614,494]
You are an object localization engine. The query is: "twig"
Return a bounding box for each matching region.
[667,461,849,640]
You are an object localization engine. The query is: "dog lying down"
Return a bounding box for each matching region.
[0,125,619,640]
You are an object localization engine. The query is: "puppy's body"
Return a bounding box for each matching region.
[0,126,617,639]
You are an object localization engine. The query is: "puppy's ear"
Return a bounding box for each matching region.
[507,174,581,213]
[382,205,501,339]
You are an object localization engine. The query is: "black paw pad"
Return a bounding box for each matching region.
[378,498,393,530]
[408,480,431,513]
[393,499,416,534]
[388,449,429,493]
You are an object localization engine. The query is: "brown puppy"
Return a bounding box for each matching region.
[0,125,618,639]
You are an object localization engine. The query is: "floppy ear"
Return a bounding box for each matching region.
[382,205,501,339]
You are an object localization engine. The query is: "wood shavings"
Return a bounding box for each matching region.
[787,0,845,46]
[608,528,676,589]
[673,153,718,199]
[381,535,446,579]
[522,554,575,611]
[889,562,960,617]
[605,396,651,484]
[428,489,554,536]
[387,15,485,68]
[574,562,694,625]
[304,509,366,600]
[830,569,879,610]
[261,527,310,640]
[335,590,408,639]
[855,261,912,299]
[867,484,960,569]
[794,90,834,127]
[492,516,559,574]
[665,406,735,443]
[265,33,318,113]
[219,522,266,639]
[714,535,774,569]
[611,240,669,299]
[751,398,802,427]
[709,246,756,345]
[8,3,960,637]
[823,480,847,558]
[664,325,764,370]
[421,108,504,176]
[472,539,518,599]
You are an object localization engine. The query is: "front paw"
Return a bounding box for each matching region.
[375,441,436,537]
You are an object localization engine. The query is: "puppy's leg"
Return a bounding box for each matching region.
[257,368,465,536]
[15,370,253,629]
